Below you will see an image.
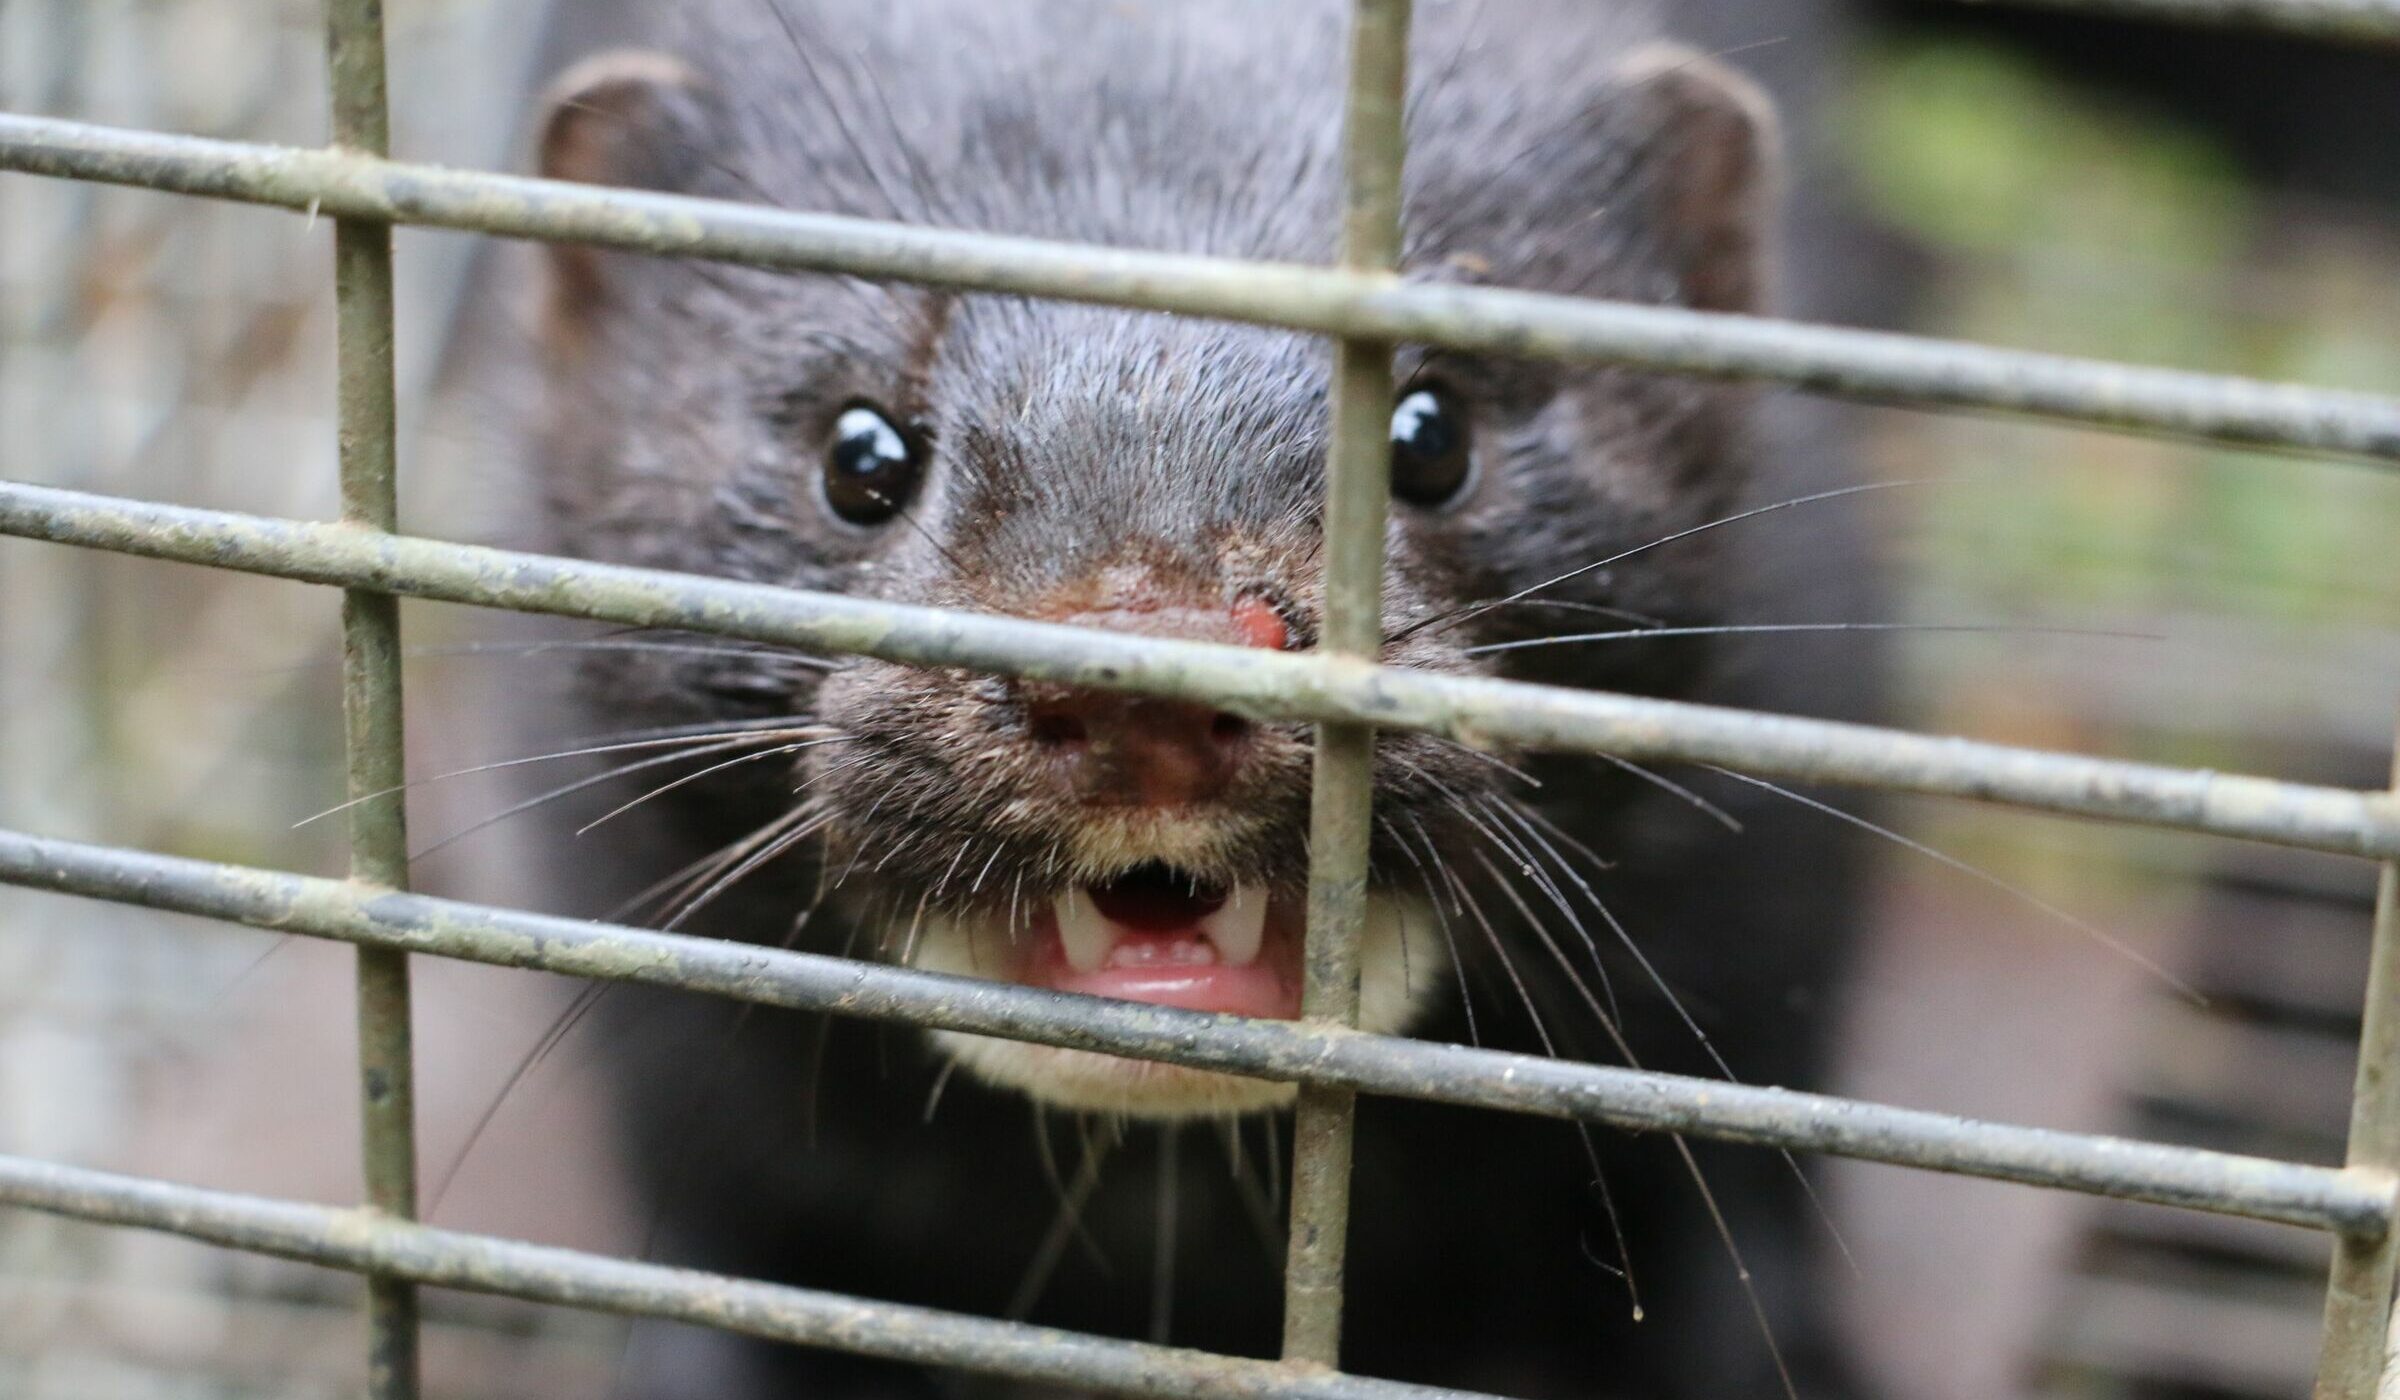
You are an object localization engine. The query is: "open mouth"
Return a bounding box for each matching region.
[1022,861,1302,1019]
[907,857,1431,1115]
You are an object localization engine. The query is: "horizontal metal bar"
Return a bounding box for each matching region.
[3,480,2394,861]
[0,1154,1482,1400]
[1,113,2397,464]
[2,828,2388,1236]
[1946,0,2400,41]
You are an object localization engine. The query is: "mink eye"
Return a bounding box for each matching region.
[1389,384,1474,507]
[822,402,923,525]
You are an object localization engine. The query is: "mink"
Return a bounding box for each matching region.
[438,1,1889,1394]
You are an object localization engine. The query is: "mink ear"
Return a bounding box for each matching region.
[534,50,722,332]
[1610,43,1780,315]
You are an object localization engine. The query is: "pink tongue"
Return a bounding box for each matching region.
[1087,873,1226,933]
[1032,878,1299,1020]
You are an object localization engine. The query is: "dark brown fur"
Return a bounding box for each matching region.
[440,1,1888,1394]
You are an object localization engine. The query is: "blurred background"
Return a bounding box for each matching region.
[1,0,2396,1395]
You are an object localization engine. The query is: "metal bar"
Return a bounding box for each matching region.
[2318,713,2400,1398]
[2384,1306,2400,1400]
[3,115,2399,465]
[1,829,2388,1236]
[324,2,419,1395]
[3,481,2394,862]
[1285,0,1410,1368]
[1945,0,2400,42]
[0,1154,1488,1400]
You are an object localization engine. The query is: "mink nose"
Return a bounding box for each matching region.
[1021,601,1287,808]
[1025,690,1254,806]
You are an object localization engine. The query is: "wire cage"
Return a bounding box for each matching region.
[1,0,2397,1397]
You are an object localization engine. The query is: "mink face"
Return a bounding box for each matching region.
[522,0,1775,1117]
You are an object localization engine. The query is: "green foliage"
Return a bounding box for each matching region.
[1846,35,2400,652]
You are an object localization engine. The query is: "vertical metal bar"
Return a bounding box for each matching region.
[326,2,420,1397]
[2319,709,2400,1400]
[1282,0,1411,1370]
[2385,1267,2400,1400]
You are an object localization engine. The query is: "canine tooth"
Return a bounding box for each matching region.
[1055,889,1115,973]
[1201,884,1267,967]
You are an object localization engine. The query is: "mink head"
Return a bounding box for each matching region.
[519,0,1780,1117]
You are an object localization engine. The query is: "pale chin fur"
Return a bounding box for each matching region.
[908,893,1443,1120]
[1055,810,1265,881]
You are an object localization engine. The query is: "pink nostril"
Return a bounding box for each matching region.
[1231,597,1290,651]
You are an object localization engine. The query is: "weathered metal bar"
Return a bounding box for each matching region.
[2317,716,2400,1399]
[0,1154,1487,1400]
[1,829,2389,1236]
[1285,0,1410,1369]
[4,481,2394,862]
[324,1,419,1395]
[2,113,2398,465]
[1947,0,2400,42]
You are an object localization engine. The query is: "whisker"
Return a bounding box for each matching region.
[1391,479,1925,645]
[896,886,938,967]
[574,736,850,836]
[1703,766,2202,1002]
[1011,1114,1118,1321]
[969,843,1008,896]
[1411,766,1619,1021]
[922,1058,961,1123]
[1470,849,1804,1371]
[874,783,946,873]
[1459,597,1666,628]
[1472,826,1815,1379]
[295,722,829,829]
[761,0,928,223]
[659,804,835,933]
[831,786,904,891]
[1596,754,1743,833]
[1462,619,2162,657]
[424,980,613,1218]
[410,737,802,864]
[1487,795,1857,1276]
[1036,1108,1115,1276]
[609,819,814,928]
[1482,800,1626,1024]
[1213,1119,1288,1267]
[929,838,979,910]
[1416,734,1541,788]
[798,907,857,1152]
[1436,857,1560,1062]
[1395,809,1482,1046]
[648,806,835,936]
[1468,849,1620,1059]
[1673,1136,1802,1400]
[1440,850,1639,1317]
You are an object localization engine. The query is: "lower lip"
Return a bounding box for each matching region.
[1020,910,1303,1019]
